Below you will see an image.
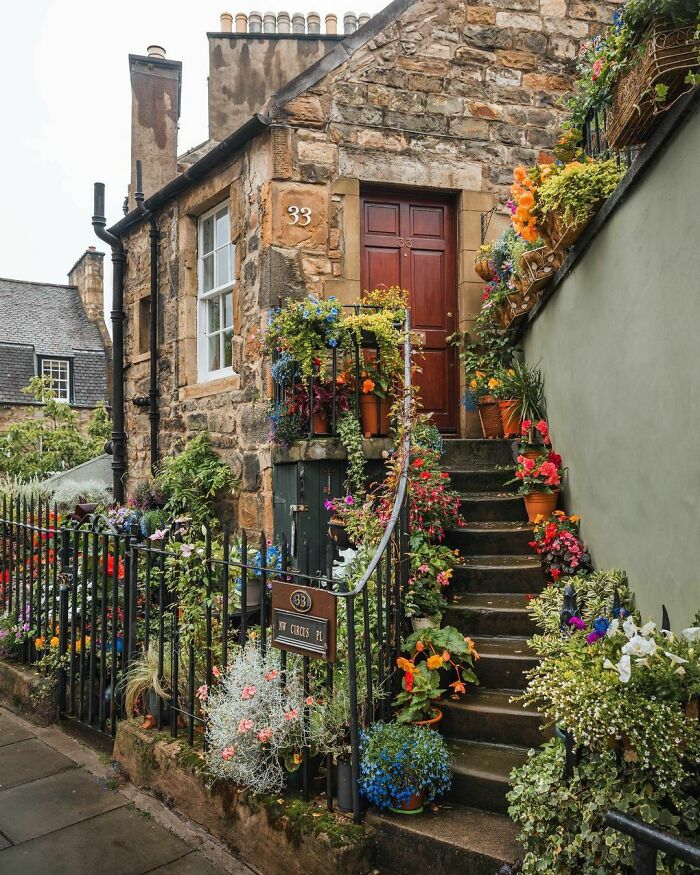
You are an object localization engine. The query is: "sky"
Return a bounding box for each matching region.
[0,0,386,321]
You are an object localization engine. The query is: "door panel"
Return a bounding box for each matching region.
[360,190,458,431]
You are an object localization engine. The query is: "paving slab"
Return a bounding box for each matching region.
[0,737,74,790]
[0,714,33,748]
[149,850,238,874]
[0,766,127,843]
[0,805,193,874]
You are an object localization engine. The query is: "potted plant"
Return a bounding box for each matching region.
[530,511,593,581]
[394,626,479,725]
[509,448,564,523]
[469,371,504,438]
[359,722,452,814]
[356,359,393,438]
[497,362,546,439]
[519,418,552,459]
[309,679,355,812]
[474,243,495,281]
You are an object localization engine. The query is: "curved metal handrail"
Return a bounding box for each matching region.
[339,308,412,599]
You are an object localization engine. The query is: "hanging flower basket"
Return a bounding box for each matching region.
[540,211,596,253]
[518,246,564,295]
[495,283,542,330]
[474,252,495,282]
[607,20,700,150]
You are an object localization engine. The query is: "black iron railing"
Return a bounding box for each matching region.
[581,106,640,168]
[606,811,700,873]
[0,313,412,823]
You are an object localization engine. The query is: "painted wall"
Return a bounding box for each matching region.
[523,105,700,628]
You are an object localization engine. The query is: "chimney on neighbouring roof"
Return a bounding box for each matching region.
[68,247,111,352]
[128,46,182,209]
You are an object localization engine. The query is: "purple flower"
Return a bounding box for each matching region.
[586,630,603,645]
[568,616,586,630]
[344,495,354,506]
[324,500,334,511]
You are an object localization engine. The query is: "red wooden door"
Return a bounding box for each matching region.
[360,190,459,431]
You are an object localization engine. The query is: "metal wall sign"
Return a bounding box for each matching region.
[271,580,337,661]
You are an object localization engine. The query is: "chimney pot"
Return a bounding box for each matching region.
[263,11,276,32]
[325,13,338,33]
[220,12,233,31]
[291,12,305,33]
[248,11,262,32]
[277,11,291,32]
[146,44,166,59]
[343,13,357,34]
[307,12,321,33]
[235,13,248,32]
[357,12,370,27]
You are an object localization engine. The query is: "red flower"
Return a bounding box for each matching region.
[419,471,431,480]
[404,671,414,692]
[412,458,425,468]
[105,554,125,580]
[547,452,562,469]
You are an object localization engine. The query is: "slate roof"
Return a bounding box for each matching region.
[0,277,108,406]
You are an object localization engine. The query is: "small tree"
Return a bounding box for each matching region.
[0,378,112,481]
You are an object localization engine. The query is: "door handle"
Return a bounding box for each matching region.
[447,312,453,318]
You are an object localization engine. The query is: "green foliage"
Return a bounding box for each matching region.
[536,160,624,228]
[265,295,347,379]
[0,378,111,481]
[508,738,700,875]
[157,433,236,526]
[499,360,546,422]
[336,411,366,495]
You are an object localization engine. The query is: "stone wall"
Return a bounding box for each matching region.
[0,404,96,433]
[120,0,620,528]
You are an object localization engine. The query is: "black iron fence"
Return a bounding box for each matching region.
[581,107,640,168]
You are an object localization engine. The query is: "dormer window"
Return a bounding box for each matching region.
[198,203,235,381]
[39,357,71,403]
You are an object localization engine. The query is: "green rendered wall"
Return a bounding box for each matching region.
[523,104,700,629]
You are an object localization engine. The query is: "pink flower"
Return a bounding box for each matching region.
[539,461,560,487]
[257,728,273,743]
[344,495,354,505]
[324,500,334,511]
[241,684,257,701]
[592,59,603,80]
[264,670,278,682]
[238,718,254,734]
[535,420,550,445]
[437,571,450,587]
[284,708,299,722]
[212,665,221,678]
[305,696,315,706]
[196,684,208,703]
[521,419,532,434]
[221,746,236,761]
[417,564,430,574]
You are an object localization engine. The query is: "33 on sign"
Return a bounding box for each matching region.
[287,205,311,226]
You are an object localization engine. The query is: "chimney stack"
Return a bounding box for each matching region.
[129,47,182,209]
[325,13,338,34]
[220,12,233,31]
[68,247,111,351]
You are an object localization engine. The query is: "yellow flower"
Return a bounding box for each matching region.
[570,515,580,523]
[534,514,545,524]
[293,752,302,765]
[50,636,59,649]
[475,370,485,379]
[469,379,477,390]
[487,378,499,390]
[426,654,443,670]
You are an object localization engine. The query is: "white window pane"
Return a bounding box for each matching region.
[223,292,233,328]
[215,209,229,248]
[202,216,214,254]
[223,329,233,368]
[202,254,215,292]
[215,246,230,287]
[208,298,221,334]
[208,335,221,372]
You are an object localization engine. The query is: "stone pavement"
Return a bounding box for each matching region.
[0,706,254,875]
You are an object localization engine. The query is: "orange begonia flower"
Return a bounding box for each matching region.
[397,657,415,673]
[513,166,527,183]
[426,654,443,670]
[415,641,425,652]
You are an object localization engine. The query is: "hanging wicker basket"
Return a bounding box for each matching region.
[495,283,541,330]
[518,246,564,294]
[540,210,598,253]
[607,20,699,150]
[474,252,495,282]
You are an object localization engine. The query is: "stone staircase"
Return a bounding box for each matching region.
[370,439,548,874]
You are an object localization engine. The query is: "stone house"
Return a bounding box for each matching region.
[104,0,619,528]
[0,248,111,430]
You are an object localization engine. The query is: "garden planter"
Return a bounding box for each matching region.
[524,490,560,523]
[359,393,391,438]
[518,246,563,294]
[541,210,596,252]
[411,616,439,633]
[478,396,504,439]
[312,411,330,435]
[499,400,520,438]
[522,449,543,461]
[389,791,425,815]
[240,579,262,609]
[474,253,494,282]
[607,20,699,149]
[413,708,443,729]
[336,757,354,812]
[143,687,171,724]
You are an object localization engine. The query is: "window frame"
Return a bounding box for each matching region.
[197,202,236,383]
[37,356,73,404]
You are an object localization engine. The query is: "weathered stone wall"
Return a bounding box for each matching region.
[0,404,96,433]
[121,0,620,526]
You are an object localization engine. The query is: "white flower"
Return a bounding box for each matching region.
[622,634,657,658]
[622,616,638,639]
[640,621,656,638]
[606,619,620,637]
[664,651,689,665]
[682,627,700,643]
[604,654,631,683]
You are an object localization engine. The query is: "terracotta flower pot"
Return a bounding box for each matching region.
[390,790,425,815]
[499,399,520,438]
[522,448,543,461]
[312,411,330,435]
[359,393,391,438]
[524,490,559,523]
[413,707,443,728]
[478,396,504,439]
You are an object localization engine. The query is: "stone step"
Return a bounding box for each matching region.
[446,468,515,493]
[367,803,522,875]
[443,593,533,637]
[445,522,533,556]
[441,438,517,470]
[472,637,538,690]
[458,491,527,523]
[451,556,546,595]
[447,740,529,815]
[441,688,549,749]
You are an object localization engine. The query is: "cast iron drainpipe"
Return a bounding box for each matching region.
[134,160,160,474]
[92,182,127,504]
